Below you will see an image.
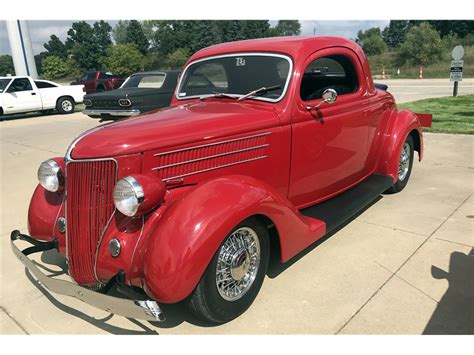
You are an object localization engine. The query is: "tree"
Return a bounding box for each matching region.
[357,27,387,55]
[66,21,99,70]
[125,20,149,54]
[100,44,144,76]
[41,55,69,79]
[426,20,474,38]
[165,48,190,69]
[93,20,113,58]
[185,21,221,54]
[44,35,68,59]
[0,55,14,76]
[242,20,271,39]
[112,20,129,44]
[399,22,444,65]
[382,20,410,48]
[274,20,301,36]
[218,20,246,42]
[66,21,112,71]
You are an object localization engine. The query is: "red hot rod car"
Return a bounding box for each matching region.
[11,36,432,324]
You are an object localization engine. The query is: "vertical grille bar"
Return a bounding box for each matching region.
[66,160,116,285]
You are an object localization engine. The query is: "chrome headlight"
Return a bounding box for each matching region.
[113,176,144,217]
[38,160,63,192]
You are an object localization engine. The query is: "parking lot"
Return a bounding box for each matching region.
[1,83,473,334]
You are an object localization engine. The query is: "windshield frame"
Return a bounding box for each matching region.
[175,52,293,103]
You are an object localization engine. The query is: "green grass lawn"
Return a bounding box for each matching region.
[398,95,474,134]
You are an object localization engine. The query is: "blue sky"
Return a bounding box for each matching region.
[0,20,389,55]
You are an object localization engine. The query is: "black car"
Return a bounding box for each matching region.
[82,71,180,120]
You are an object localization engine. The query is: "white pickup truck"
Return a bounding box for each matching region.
[0,76,85,117]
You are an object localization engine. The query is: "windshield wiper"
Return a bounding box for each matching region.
[200,92,237,100]
[238,85,281,101]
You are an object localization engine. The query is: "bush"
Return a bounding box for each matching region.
[41,55,69,79]
[0,55,15,76]
[164,48,190,70]
[100,44,144,76]
[398,22,444,65]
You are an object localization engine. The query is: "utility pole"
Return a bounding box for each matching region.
[6,20,38,78]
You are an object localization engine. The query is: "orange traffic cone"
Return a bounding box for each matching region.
[382,68,385,79]
[419,65,423,79]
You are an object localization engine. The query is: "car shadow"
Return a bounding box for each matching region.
[26,248,214,333]
[423,248,474,334]
[25,195,384,333]
[267,196,382,278]
[1,109,84,121]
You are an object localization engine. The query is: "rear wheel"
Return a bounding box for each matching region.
[56,97,75,114]
[188,217,270,324]
[386,135,414,193]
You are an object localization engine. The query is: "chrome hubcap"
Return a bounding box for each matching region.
[398,142,411,181]
[216,227,260,301]
[62,100,72,112]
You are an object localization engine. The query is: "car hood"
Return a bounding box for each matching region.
[70,101,279,159]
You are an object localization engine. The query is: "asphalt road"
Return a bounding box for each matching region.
[1,110,473,334]
[378,78,474,103]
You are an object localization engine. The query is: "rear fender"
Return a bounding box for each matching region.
[138,175,325,303]
[376,109,423,183]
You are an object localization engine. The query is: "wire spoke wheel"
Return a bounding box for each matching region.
[216,227,261,301]
[398,142,411,181]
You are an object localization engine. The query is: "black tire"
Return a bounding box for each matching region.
[56,97,75,114]
[386,135,414,193]
[188,217,270,324]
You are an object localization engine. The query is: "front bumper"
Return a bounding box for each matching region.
[10,230,165,322]
[82,108,141,117]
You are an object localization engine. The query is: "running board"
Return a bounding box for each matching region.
[300,174,393,234]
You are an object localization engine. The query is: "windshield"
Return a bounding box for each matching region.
[177,54,292,102]
[122,74,165,89]
[0,79,12,93]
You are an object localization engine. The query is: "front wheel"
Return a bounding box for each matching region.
[56,97,75,114]
[386,135,414,193]
[188,217,270,324]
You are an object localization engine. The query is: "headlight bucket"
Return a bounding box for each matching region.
[113,175,166,217]
[37,159,64,192]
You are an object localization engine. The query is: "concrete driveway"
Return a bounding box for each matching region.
[1,112,473,334]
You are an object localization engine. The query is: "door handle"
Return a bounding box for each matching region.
[31,93,36,95]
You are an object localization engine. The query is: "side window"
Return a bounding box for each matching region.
[35,81,57,89]
[9,78,33,92]
[300,54,358,101]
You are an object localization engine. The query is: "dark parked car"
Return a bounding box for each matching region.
[82,71,180,120]
[71,71,125,94]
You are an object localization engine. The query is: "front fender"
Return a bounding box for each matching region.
[376,109,423,182]
[138,175,325,303]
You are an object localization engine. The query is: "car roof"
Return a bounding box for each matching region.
[190,36,363,63]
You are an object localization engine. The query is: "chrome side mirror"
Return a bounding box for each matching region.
[306,88,338,111]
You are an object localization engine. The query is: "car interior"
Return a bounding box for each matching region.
[300,54,358,101]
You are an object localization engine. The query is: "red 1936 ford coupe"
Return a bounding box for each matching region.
[11,36,432,324]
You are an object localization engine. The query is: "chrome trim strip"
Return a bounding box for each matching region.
[153,132,272,157]
[152,144,269,171]
[161,155,268,182]
[175,52,294,103]
[83,109,140,117]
